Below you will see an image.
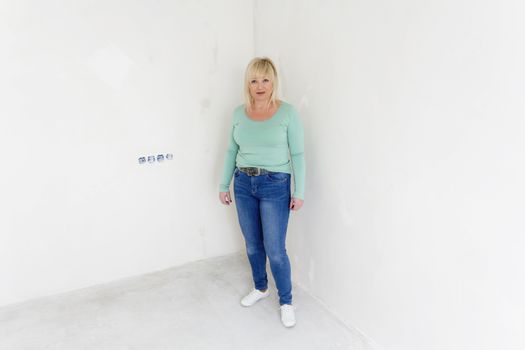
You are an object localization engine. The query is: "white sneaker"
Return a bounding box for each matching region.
[240,288,270,307]
[280,304,296,327]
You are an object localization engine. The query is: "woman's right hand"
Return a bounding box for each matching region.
[219,191,233,205]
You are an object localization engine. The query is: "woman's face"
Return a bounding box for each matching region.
[249,74,273,103]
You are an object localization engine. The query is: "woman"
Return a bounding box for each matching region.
[218,57,305,328]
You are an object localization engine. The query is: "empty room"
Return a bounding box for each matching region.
[1,1,523,349]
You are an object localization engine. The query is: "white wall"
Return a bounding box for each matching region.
[0,0,253,307]
[255,1,525,349]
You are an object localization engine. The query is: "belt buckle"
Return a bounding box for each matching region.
[245,167,260,176]
[241,167,262,176]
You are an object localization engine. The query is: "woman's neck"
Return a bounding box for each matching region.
[252,99,278,111]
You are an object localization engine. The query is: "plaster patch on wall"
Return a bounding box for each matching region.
[299,95,310,109]
[209,42,218,74]
[339,200,354,228]
[299,84,314,111]
[200,98,211,109]
[308,258,315,283]
[200,98,211,116]
[84,43,136,90]
[198,226,207,256]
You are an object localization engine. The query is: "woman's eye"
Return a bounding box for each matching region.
[263,79,269,82]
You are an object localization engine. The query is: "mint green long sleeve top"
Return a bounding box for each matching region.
[219,101,305,200]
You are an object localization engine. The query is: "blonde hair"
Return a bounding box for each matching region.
[243,57,280,111]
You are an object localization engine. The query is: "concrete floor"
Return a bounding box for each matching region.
[0,252,372,350]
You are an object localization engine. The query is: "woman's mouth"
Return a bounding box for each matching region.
[256,92,265,95]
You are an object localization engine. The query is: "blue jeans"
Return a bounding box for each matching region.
[233,167,293,305]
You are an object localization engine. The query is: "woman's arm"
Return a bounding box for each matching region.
[219,112,239,193]
[287,107,305,201]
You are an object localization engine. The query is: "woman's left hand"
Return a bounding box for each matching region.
[290,197,304,211]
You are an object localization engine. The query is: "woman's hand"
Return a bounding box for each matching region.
[290,197,304,211]
[219,191,233,205]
